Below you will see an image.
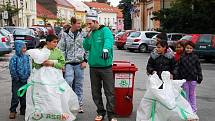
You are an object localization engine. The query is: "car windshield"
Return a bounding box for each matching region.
[116,32,125,37]
[129,32,141,38]
[180,35,192,41]
[0,29,10,36]
[13,29,33,35]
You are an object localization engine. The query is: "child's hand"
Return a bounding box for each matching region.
[42,60,54,67]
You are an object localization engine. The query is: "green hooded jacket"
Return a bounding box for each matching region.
[83,26,114,67]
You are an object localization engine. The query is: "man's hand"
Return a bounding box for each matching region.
[42,60,54,67]
[80,62,87,69]
[101,49,109,60]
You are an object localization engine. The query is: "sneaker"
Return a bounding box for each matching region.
[78,106,84,113]
[95,115,104,121]
[110,118,117,121]
[9,112,16,119]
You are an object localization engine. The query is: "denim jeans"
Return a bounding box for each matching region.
[182,81,197,113]
[64,64,84,106]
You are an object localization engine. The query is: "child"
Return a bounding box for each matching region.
[176,41,203,113]
[147,40,176,80]
[174,41,185,61]
[25,34,79,121]
[9,40,31,119]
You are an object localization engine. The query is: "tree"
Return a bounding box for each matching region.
[153,0,215,33]
[0,1,21,26]
[118,0,133,30]
[96,0,107,3]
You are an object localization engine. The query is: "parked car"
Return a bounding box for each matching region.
[115,30,135,49]
[0,33,12,56]
[29,27,44,38]
[0,28,14,47]
[148,33,185,51]
[13,28,40,49]
[125,31,160,52]
[3,26,19,34]
[180,34,215,60]
[32,25,55,35]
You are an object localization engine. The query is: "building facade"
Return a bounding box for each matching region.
[132,0,174,31]
[84,2,117,29]
[0,0,36,27]
[67,0,90,23]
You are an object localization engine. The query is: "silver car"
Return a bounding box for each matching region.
[148,33,185,51]
[125,31,159,52]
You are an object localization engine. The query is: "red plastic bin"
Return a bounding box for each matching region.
[112,61,138,117]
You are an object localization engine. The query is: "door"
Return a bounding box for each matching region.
[195,34,213,51]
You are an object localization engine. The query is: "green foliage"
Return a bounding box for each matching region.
[118,0,133,30]
[153,0,215,34]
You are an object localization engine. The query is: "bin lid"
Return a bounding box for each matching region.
[112,60,138,72]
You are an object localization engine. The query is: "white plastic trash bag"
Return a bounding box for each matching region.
[18,48,79,121]
[136,71,199,121]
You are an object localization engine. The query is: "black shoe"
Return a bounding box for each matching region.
[20,111,25,115]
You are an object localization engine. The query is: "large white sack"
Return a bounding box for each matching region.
[136,71,199,121]
[23,48,79,121]
[27,48,50,64]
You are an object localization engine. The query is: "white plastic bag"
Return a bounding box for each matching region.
[23,49,79,121]
[136,71,199,121]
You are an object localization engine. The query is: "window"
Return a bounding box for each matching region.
[199,34,212,43]
[180,35,192,41]
[129,32,141,38]
[171,35,183,41]
[145,32,158,38]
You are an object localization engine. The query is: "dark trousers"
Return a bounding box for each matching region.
[10,80,26,113]
[90,67,115,120]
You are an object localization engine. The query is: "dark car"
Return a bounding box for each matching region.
[13,28,40,49]
[180,34,215,61]
[115,30,135,49]
[0,33,12,56]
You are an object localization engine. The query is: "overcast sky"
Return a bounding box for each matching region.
[81,0,120,7]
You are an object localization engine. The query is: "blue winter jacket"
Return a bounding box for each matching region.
[9,40,31,82]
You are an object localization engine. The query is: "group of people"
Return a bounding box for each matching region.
[147,32,203,114]
[8,9,117,121]
[7,9,203,121]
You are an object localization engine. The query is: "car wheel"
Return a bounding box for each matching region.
[139,44,147,53]
[117,46,123,50]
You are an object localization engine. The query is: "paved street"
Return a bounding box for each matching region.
[0,47,215,121]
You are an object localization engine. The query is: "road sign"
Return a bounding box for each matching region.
[2,11,8,19]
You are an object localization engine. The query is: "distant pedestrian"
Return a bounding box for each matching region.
[83,9,117,121]
[176,41,203,113]
[9,40,31,119]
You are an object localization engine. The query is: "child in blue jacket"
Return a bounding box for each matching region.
[9,40,31,119]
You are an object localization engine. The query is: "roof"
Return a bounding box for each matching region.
[66,0,90,12]
[84,2,117,13]
[113,7,123,18]
[37,3,57,19]
[55,0,75,9]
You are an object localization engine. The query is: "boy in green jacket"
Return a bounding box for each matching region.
[83,9,117,121]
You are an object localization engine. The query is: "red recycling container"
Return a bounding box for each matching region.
[112,61,138,117]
